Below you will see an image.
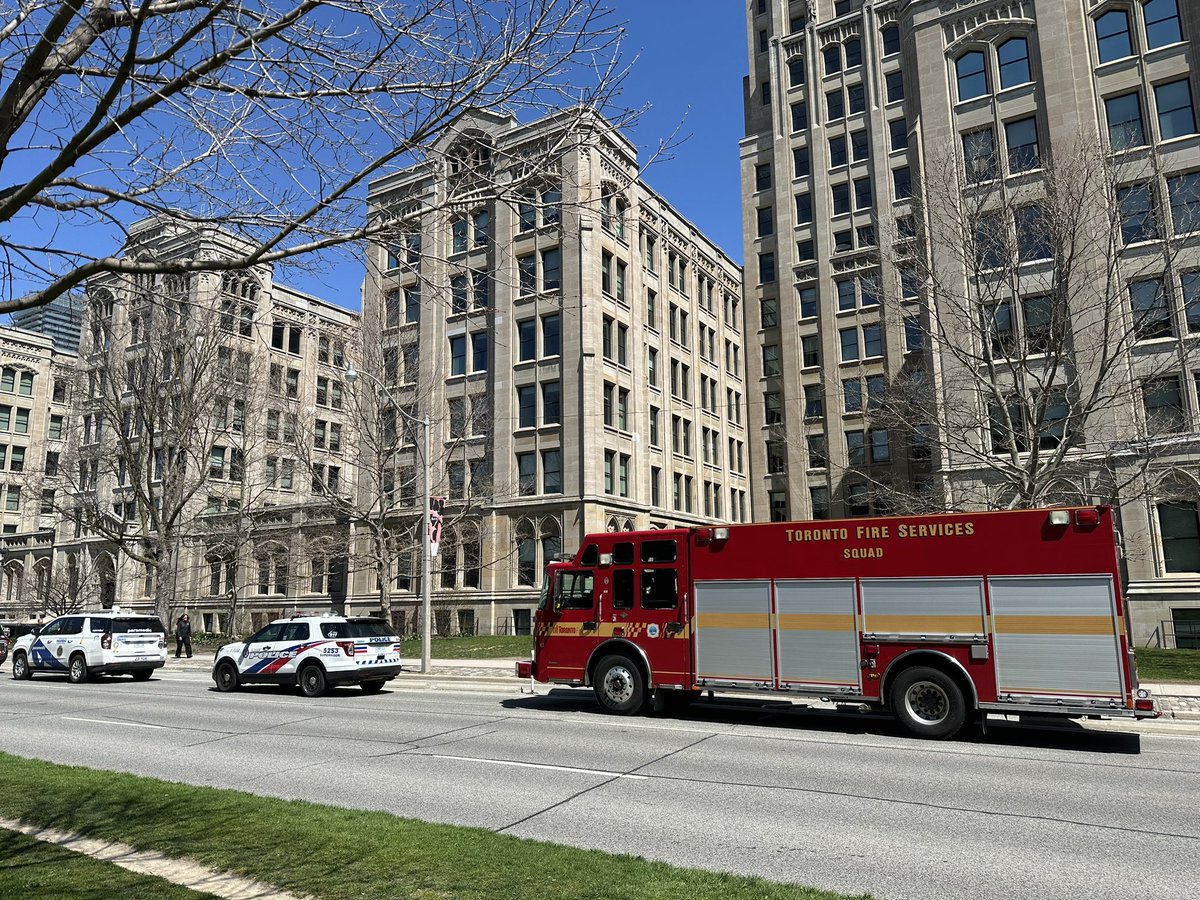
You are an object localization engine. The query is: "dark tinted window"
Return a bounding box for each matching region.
[110,617,165,634]
[347,619,397,638]
[281,623,310,641]
[613,569,635,609]
[642,570,678,609]
[58,617,85,635]
[579,544,599,566]
[38,618,67,636]
[641,540,677,563]
[613,542,635,565]
[248,623,286,643]
[556,571,594,610]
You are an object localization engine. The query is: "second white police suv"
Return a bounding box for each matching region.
[10,608,168,683]
[212,613,403,697]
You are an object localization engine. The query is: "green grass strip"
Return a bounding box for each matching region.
[0,753,866,900]
[1136,648,1200,684]
[0,828,219,898]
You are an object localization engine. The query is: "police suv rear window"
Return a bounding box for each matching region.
[112,617,165,634]
[346,620,395,639]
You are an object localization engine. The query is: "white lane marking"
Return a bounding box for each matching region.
[426,753,647,780]
[62,716,165,730]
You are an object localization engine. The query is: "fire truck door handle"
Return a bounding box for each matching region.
[582,621,597,631]
[665,622,683,635]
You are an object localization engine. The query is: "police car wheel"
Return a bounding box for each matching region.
[214,661,239,692]
[298,664,327,698]
[360,680,385,694]
[593,654,647,715]
[12,652,31,680]
[68,654,89,684]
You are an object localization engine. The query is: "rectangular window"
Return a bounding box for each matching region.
[517,452,536,495]
[759,252,776,284]
[825,90,843,121]
[542,381,561,425]
[1130,278,1172,339]
[542,449,562,493]
[846,429,866,466]
[889,118,908,151]
[869,428,891,463]
[755,163,771,191]
[534,247,560,293]
[1117,183,1160,245]
[449,336,466,376]
[851,130,869,162]
[1168,172,1200,234]
[963,128,997,182]
[885,71,904,103]
[763,344,782,377]
[795,192,813,224]
[793,146,811,177]
[1005,117,1040,172]
[804,384,824,418]
[518,319,536,361]
[791,101,808,132]
[1158,502,1200,573]
[517,385,536,428]
[829,136,847,167]
[1144,376,1184,432]
[840,327,860,362]
[848,83,866,114]
[863,324,883,357]
[1105,92,1146,150]
[542,313,561,356]
[1015,205,1051,261]
[832,183,850,215]
[801,334,820,367]
[1155,79,1196,141]
[854,176,872,210]
[757,206,774,238]
[843,378,863,413]
[471,332,488,371]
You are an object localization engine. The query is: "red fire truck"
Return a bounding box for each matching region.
[516,507,1159,739]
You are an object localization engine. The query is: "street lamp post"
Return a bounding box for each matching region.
[345,363,433,674]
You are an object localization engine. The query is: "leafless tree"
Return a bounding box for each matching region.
[59,273,248,622]
[290,303,506,627]
[1,0,629,313]
[867,137,1200,513]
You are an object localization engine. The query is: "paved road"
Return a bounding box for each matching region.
[1,669,1197,900]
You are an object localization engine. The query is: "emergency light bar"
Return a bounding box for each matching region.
[1047,508,1102,528]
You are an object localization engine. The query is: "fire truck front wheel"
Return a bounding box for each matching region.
[594,654,648,715]
[889,666,967,740]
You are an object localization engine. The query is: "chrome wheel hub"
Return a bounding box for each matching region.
[603,666,634,705]
[904,680,949,725]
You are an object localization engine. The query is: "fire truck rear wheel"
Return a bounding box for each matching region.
[594,655,647,715]
[890,666,967,740]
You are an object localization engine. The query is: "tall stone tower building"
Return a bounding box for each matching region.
[358,109,747,635]
[741,0,1199,646]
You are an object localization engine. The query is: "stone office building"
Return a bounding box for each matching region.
[356,109,748,635]
[741,0,1199,646]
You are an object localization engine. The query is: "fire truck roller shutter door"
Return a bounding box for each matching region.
[693,580,773,684]
[989,575,1123,699]
[859,578,986,639]
[774,580,859,689]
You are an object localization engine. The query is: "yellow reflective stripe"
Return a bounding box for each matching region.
[776,613,855,631]
[865,615,984,633]
[696,612,770,630]
[993,615,1115,636]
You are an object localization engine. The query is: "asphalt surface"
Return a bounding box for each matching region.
[1,668,1198,900]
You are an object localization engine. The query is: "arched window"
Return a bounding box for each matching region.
[515,518,536,587]
[439,531,458,589]
[1095,9,1133,63]
[256,547,289,596]
[462,524,482,589]
[843,37,862,69]
[955,50,988,100]
[822,43,841,76]
[540,518,562,570]
[787,56,805,87]
[997,37,1031,88]
[881,25,901,56]
[206,552,236,597]
[1155,474,1200,573]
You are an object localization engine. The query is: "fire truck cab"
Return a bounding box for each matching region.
[517,507,1158,739]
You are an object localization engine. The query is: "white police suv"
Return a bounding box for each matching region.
[212,614,402,697]
[11,609,167,683]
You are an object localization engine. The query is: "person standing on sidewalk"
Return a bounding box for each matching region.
[175,613,193,658]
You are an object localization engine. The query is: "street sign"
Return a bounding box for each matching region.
[429,496,445,557]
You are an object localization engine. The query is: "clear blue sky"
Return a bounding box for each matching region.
[615,1,748,262]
